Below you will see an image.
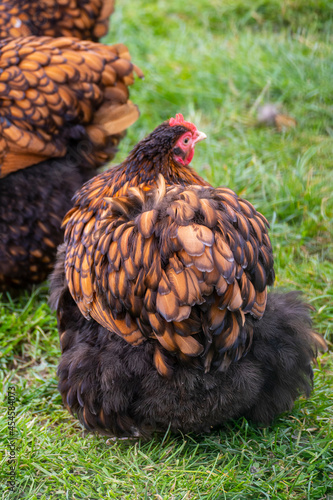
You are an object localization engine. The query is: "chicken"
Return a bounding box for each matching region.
[0,0,114,41]
[0,36,142,290]
[50,114,327,438]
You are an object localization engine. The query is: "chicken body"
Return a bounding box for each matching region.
[0,0,114,41]
[51,115,326,437]
[0,36,141,289]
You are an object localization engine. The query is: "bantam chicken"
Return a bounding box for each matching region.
[0,0,114,41]
[0,36,142,290]
[50,114,327,438]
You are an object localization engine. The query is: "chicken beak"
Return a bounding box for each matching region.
[194,130,207,144]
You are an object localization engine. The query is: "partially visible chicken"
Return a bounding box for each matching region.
[0,36,142,290]
[0,0,114,41]
[50,115,326,437]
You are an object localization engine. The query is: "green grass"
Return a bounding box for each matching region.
[1,0,333,498]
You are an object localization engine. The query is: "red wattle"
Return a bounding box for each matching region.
[185,148,194,165]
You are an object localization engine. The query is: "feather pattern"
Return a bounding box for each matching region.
[0,0,115,41]
[0,36,142,179]
[64,174,275,375]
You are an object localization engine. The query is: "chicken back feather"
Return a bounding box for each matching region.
[0,36,142,178]
[0,0,114,41]
[64,175,274,376]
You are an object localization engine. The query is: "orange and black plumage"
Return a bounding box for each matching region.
[0,0,114,41]
[0,36,142,289]
[50,115,326,438]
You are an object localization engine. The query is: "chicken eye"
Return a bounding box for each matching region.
[183,137,190,145]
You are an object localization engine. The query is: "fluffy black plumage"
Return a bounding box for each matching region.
[50,243,325,438]
[0,158,93,290]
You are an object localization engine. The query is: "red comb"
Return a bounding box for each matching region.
[169,113,197,133]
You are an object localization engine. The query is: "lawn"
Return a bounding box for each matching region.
[1,1,333,499]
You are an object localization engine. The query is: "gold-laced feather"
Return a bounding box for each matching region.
[0,36,142,178]
[64,175,275,376]
[0,0,115,41]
